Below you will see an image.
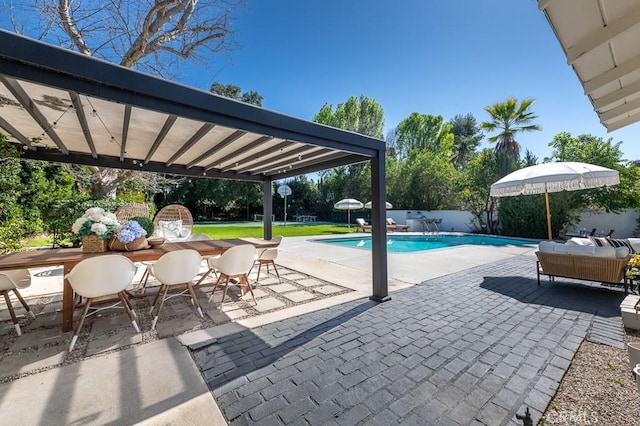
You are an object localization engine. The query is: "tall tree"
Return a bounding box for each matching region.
[210,83,263,106]
[393,113,454,160]
[480,98,541,174]
[3,0,245,198]
[449,113,483,170]
[313,95,384,200]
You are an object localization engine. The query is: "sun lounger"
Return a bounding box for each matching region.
[355,218,372,232]
[386,218,409,232]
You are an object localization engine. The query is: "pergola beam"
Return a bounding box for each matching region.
[144,115,178,164]
[599,96,640,122]
[69,91,97,159]
[166,123,215,166]
[593,80,640,110]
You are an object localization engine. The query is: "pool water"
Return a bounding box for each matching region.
[314,234,537,253]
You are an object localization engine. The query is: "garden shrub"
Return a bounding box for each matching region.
[131,216,154,237]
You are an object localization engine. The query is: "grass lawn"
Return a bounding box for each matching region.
[25,224,351,247]
[193,224,349,239]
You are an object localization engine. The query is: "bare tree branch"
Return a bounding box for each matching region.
[56,0,92,55]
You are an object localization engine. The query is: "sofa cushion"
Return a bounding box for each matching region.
[592,246,617,258]
[538,241,559,253]
[566,237,593,246]
[606,237,636,254]
[614,246,630,258]
[589,236,609,247]
[559,245,596,256]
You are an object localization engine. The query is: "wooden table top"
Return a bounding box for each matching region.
[0,238,278,271]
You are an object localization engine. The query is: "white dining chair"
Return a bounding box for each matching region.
[65,255,139,351]
[251,236,283,284]
[208,244,257,306]
[0,269,36,336]
[147,249,203,330]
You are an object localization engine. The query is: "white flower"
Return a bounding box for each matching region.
[100,213,118,226]
[91,223,107,235]
[71,217,87,234]
[86,207,106,222]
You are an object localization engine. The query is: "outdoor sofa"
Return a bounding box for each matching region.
[535,239,633,294]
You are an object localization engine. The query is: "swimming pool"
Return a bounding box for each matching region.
[314,234,537,253]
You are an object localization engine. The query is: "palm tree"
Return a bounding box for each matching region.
[480,98,541,173]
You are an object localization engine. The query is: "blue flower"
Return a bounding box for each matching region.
[116,220,147,243]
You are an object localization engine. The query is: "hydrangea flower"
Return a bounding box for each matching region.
[72,208,120,239]
[116,220,147,244]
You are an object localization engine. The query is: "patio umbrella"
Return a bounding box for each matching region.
[490,162,620,240]
[364,201,393,209]
[334,198,364,231]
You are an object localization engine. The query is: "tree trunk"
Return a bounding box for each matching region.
[90,168,119,199]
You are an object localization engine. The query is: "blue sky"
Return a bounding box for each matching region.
[175,0,639,162]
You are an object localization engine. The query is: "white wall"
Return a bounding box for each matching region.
[387,208,639,237]
[387,210,477,232]
[570,208,638,238]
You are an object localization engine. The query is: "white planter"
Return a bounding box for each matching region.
[627,342,640,371]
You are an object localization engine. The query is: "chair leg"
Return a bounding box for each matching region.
[271,261,281,284]
[70,297,93,351]
[186,283,203,318]
[243,275,257,306]
[221,277,231,304]
[2,290,21,336]
[256,262,263,282]
[208,274,225,303]
[195,268,214,286]
[118,292,140,333]
[12,288,36,319]
[151,285,170,330]
[149,283,165,314]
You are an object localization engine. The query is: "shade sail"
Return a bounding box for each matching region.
[540,0,640,131]
[364,201,392,209]
[490,161,620,239]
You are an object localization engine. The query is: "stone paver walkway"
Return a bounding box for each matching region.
[191,256,625,425]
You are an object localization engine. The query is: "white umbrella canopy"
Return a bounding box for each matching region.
[490,162,620,240]
[334,198,364,231]
[364,201,393,209]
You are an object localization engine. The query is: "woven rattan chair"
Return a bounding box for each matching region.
[114,203,150,223]
[153,204,194,241]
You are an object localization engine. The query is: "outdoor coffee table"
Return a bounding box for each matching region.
[0,238,278,331]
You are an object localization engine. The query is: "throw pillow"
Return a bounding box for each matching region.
[588,236,609,247]
[606,237,636,254]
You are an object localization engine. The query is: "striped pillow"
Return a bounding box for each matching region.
[606,237,635,254]
[588,236,609,247]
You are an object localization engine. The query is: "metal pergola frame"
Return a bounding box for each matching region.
[0,30,390,301]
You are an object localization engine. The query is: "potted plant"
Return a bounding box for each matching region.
[71,207,119,252]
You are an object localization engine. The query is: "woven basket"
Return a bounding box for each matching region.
[108,235,148,252]
[82,235,108,253]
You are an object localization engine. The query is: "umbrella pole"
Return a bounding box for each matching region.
[545,189,552,240]
[347,208,351,232]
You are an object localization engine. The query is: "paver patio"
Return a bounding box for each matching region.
[190,256,625,425]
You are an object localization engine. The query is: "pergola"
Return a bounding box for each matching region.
[540,0,640,131]
[0,30,390,302]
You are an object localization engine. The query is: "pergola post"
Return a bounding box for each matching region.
[263,180,273,240]
[370,151,390,302]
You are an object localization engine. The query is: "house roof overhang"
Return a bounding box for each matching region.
[540,0,640,132]
[0,30,385,181]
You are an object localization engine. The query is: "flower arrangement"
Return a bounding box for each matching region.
[71,207,119,239]
[627,254,640,279]
[115,220,147,244]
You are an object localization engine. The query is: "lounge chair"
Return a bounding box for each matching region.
[355,218,372,232]
[386,218,409,232]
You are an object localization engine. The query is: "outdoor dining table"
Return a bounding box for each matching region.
[0,238,279,331]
